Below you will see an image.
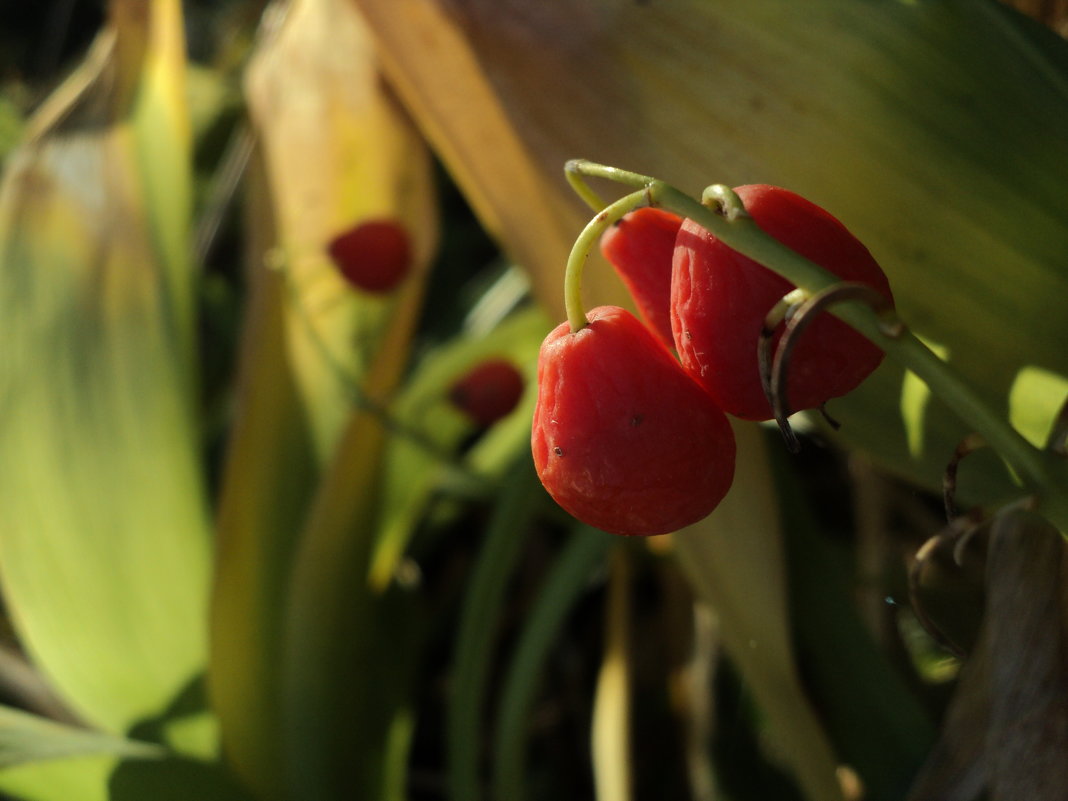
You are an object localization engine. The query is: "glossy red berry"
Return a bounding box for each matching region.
[532,306,736,536]
[327,219,412,293]
[448,359,525,427]
[671,185,893,421]
[599,207,683,348]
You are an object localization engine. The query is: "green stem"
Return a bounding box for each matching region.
[563,188,651,332]
[565,159,609,211]
[563,161,1068,528]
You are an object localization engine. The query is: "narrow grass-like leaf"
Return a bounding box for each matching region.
[209,0,436,792]
[590,546,632,801]
[0,706,164,768]
[281,406,419,801]
[0,95,23,160]
[447,457,540,801]
[0,1,211,747]
[493,527,612,801]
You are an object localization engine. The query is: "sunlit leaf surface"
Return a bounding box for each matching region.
[353,0,1068,501]
[0,0,210,747]
[0,706,163,769]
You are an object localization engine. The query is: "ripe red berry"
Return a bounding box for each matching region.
[327,219,412,293]
[448,359,525,427]
[671,185,893,421]
[599,207,683,348]
[532,306,736,536]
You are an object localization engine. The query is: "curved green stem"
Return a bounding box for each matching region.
[565,159,609,211]
[563,188,651,332]
[701,184,750,221]
[564,160,1068,529]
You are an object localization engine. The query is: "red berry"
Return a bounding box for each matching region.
[599,207,683,348]
[448,359,525,427]
[671,185,893,421]
[532,306,735,536]
[327,219,412,293]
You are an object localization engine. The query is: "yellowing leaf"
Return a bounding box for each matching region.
[209,0,437,795]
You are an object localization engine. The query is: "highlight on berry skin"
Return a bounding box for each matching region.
[448,359,526,428]
[327,218,412,293]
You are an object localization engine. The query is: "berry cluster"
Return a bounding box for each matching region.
[532,184,893,536]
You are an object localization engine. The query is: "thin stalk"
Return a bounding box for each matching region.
[565,160,609,211]
[563,160,1068,528]
[563,189,650,332]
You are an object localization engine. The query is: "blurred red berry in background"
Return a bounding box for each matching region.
[327,218,412,293]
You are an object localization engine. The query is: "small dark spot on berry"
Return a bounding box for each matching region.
[553,446,564,456]
[685,330,693,340]
[630,414,643,427]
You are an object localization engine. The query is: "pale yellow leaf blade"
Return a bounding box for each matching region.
[210,0,437,795]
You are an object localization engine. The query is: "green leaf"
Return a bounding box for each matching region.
[770,448,935,801]
[590,546,632,801]
[673,423,843,801]
[209,0,438,793]
[370,305,548,589]
[493,526,612,801]
[354,0,1068,498]
[447,457,540,801]
[0,757,113,801]
[1008,365,1068,449]
[0,706,249,801]
[0,706,164,769]
[0,2,211,749]
[280,407,420,801]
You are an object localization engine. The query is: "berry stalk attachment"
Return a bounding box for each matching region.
[560,159,1068,533]
[759,282,901,452]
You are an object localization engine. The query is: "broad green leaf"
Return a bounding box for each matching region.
[353,0,1068,500]
[209,0,436,793]
[0,706,163,769]
[0,0,211,748]
[673,423,843,801]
